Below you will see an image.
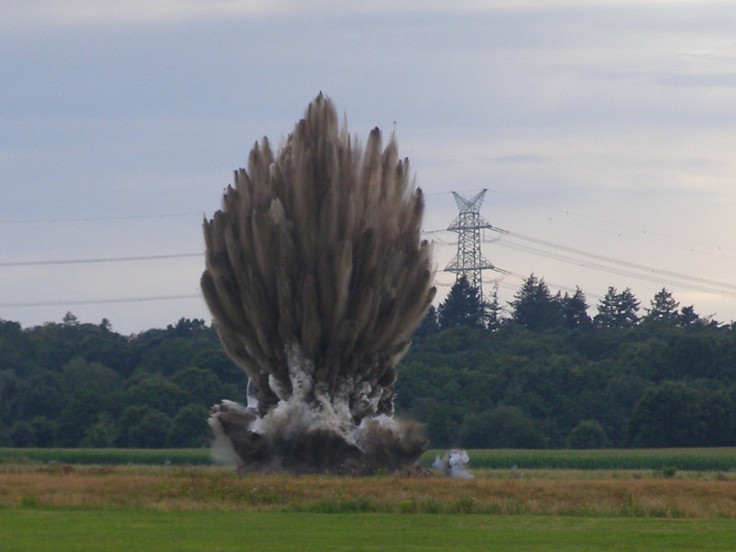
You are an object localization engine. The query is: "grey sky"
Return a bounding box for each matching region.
[3,1,736,333]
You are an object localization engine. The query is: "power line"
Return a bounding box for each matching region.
[493,235,736,299]
[0,213,202,224]
[492,227,736,293]
[484,187,734,259]
[2,219,734,308]
[488,269,603,301]
[0,253,203,267]
[0,294,203,308]
[2,226,732,298]
[427,220,736,299]
[434,269,602,302]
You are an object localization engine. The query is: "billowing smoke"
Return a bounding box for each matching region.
[433,449,474,479]
[202,94,436,474]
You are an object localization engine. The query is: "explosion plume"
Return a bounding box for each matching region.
[202,94,436,474]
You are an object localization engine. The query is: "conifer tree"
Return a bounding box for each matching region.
[485,282,503,331]
[594,287,640,328]
[413,305,440,339]
[509,274,563,331]
[645,287,680,324]
[559,287,592,329]
[437,275,486,330]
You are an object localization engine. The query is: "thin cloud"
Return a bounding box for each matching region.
[491,154,548,165]
[0,0,536,31]
[4,1,736,332]
[3,0,285,29]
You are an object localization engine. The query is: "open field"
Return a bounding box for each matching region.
[4,510,736,552]
[2,464,736,518]
[3,455,736,552]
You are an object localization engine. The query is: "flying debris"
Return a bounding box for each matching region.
[435,449,474,479]
[202,94,436,474]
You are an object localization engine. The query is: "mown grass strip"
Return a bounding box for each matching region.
[3,510,736,552]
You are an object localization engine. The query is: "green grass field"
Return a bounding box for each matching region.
[3,510,736,552]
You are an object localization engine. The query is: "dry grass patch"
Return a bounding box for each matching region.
[2,465,736,518]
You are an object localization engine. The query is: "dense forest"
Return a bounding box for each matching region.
[2,274,736,450]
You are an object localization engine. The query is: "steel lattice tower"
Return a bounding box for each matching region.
[444,189,495,296]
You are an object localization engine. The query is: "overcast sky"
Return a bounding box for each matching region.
[3,1,736,334]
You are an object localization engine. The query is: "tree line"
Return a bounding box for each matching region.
[0,316,243,449]
[398,275,736,448]
[1,274,736,449]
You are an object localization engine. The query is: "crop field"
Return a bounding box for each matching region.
[439,448,736,472]
[4,446,736,471]
[0,447,212,466]
[1,448,736,551]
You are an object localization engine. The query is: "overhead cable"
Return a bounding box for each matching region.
[492,227,736,293]
[0,294,203,308]
[0,253,203,267]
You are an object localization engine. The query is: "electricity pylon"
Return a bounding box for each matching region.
[444,189,495,297]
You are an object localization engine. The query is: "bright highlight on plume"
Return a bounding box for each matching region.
[202,94,436,473]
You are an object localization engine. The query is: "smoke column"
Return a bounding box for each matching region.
[202,94,436,474]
